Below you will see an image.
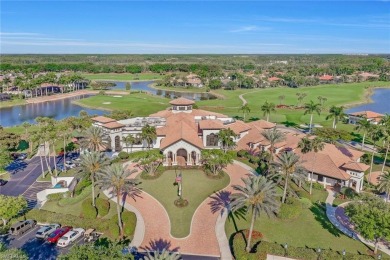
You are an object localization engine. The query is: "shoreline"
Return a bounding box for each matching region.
[343,85,390,110]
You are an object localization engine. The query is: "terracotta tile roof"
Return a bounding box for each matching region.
[349,111,384,119]
[169,97,195,106]
[91,116,116,124]
[160,121,203,150]
[268,77,281,82]
[319,75,334,80]
[102,122,124,129]
[236,128,265,151]
[342,162,370,172]
[198,120,225,130]
[247,120,276,130]
[226,120,251,134]
[359,72,379,78]
[275,133,305,149]
[366,171,384,186]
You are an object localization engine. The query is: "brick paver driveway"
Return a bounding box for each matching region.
[126,163,251,257]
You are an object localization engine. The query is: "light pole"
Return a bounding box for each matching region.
[284,243,288,256]
[317,248,322,260]
[342,249,346,260]
[378,254,382,260]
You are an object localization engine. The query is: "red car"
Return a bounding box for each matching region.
[46,226,72,243]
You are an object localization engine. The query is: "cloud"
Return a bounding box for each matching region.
[229,26,270,33]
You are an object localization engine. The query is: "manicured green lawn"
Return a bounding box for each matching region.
[74,92,170,116]
[0,98,27,108]
[225,189,369,255]
[139,169,230,238]
[82,73,163,81]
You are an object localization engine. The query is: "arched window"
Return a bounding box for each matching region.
[206,133,218,146]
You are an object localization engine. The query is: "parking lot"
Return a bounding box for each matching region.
[1,224,85,260]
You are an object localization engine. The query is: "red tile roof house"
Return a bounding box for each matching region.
[348,111,384,125]
[91,97,369,192]
[318,74,334,83]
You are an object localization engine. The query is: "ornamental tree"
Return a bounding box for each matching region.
[201,149,233,175]
[0,195,27,225]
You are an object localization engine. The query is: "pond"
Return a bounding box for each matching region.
[0,95,105,127]
[111,81,215,100]
[346,88,390,114]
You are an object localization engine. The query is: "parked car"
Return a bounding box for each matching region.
[36,224,60,239]
[9,219,36,236]
[18,153,27,160]
[64,161,76,169]
[47,226,72,243]
[57,228,85,247]
[0,179,7,186]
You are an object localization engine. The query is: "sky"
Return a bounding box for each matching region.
[1,1,389,54]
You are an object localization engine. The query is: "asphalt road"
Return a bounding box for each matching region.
[1,225,85,260]
[0,156,56,196]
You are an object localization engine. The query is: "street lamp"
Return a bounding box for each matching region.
[342,249,346,259]
[284,243,288,256]
[317,248,322,260]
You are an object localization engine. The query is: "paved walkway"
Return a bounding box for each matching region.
[325,190,390,256]
[117,162,253,259]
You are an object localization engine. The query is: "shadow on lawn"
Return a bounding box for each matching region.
[281,121,299,128]
[310,203,341,237]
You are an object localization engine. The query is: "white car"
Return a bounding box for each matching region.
[36,224,60,239]
[57,228,85,247]
[64,161,76,169]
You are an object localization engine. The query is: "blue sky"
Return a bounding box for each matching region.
[1,1,389,54]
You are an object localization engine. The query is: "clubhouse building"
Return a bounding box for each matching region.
[91,97,368,192]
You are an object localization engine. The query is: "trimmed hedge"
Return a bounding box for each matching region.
[118,151,129,160]
[122,211,136,236]
[81,198,97,219]
[231,231,387,260]
[278,198,302,220]
[96,197,110,217]
[74,178,92,196]
[109,216,120,238]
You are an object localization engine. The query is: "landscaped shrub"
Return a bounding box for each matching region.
[140,166,164,180]
[248,155,259,164]
[278,198,302,220]
[340,187,358,199]
[174,198,189,208]
[96,197,110,217]
[81,198,97,219]
[47,192,69,201]
[118,151,129,160]
[122,211,136,236]
[243,229,263,240]
[74,178,92,195]
[237,150,249,158]
[58,187,91,206]
[311,182,325,190]
[299,197,312,209]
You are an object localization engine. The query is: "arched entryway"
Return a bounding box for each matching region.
[114,136,121,152]
[177,148,187,166]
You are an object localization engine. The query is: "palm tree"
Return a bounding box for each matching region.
[218,128,237,153]
[296,92,307,106]
[122,135,136,153]
[276,152,302,203]
[261,128,285,163]
[380,114,390,173]
[298,137,325,195]
[354,118,371,151]
[230,176,280,252]
[80,152,110,207]
[96,164,141,238]
[201,149,233,175]
[317,96,327,106]
[377,171,390,202]
[261,101,276,122]
[326,106,346,129]
[79,126,108,152]
[239,104,251,121]
[303,100,322,133]
[140,124,157,150]
[278,95,285,105]
[368,125,383,181]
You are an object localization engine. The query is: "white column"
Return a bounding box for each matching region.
[323,177,327,188]
[187,152,192,165]
[173,153,177,166]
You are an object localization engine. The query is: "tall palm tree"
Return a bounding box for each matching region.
[276,152,301,203]
[261,128,285,163]
[122,134,136,153]
[296,92,307,106]
[218,128,237,153]
[140,124,157,150]
[239,104,251,121]
[79,126,108,152]
[261,101,276,122]
[380,114,390,173]
[298,137,325,195]
[303,100,322,133]
[230,176,280,252]
[377,171,390,202]
[96,164,141,238]
[354,118,371,151]
[368,125,383,181]
[326,106,346,129]
[80,151,110,207]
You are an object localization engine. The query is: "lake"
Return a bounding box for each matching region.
[0,81,215,127]
[346,88,390,114]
